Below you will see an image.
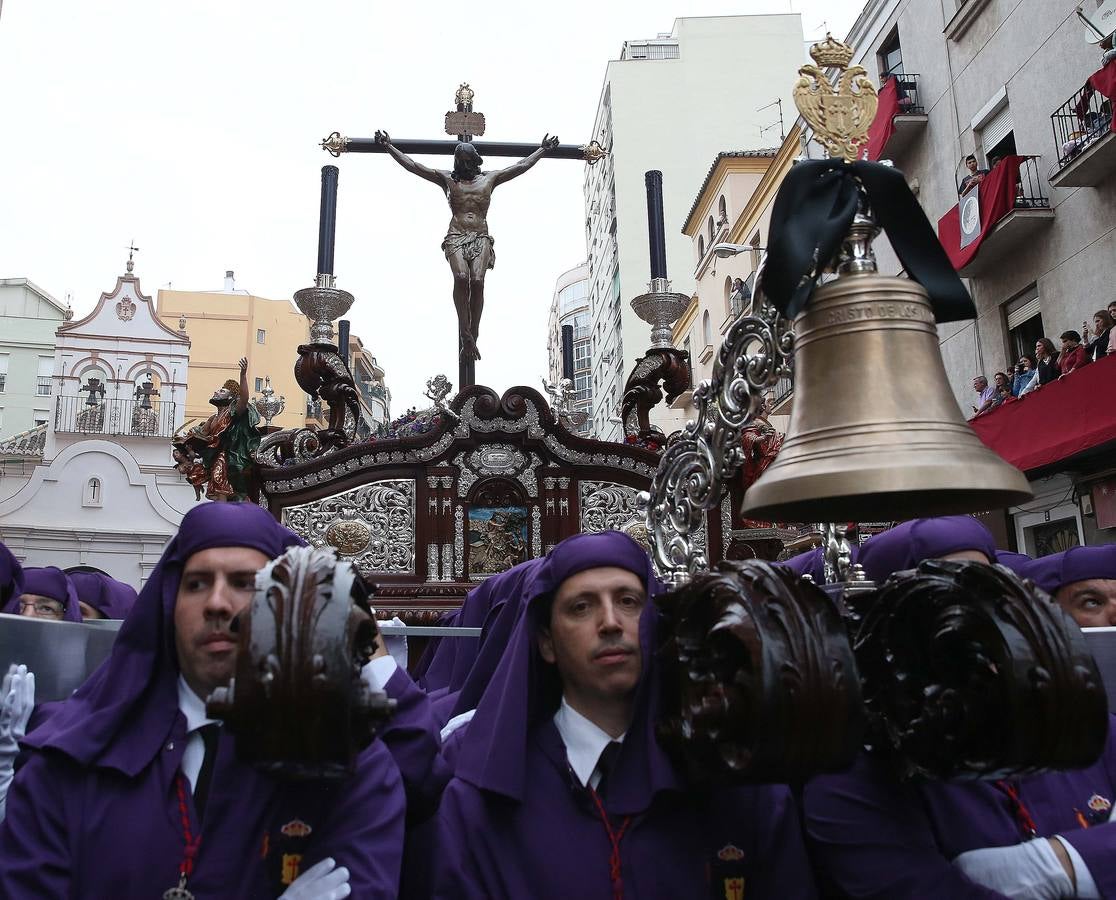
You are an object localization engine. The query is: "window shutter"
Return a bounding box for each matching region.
[1006,296,1041,330]
[980,105,1014,155]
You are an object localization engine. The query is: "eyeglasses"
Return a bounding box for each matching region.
[18,598,64,618]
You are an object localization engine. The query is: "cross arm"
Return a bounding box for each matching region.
[321,132,607,164]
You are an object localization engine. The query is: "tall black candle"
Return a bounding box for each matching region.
[338,319,351,362]
[317,165,339,276]
[645,170,668,280]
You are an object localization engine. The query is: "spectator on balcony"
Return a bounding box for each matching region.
[1085,310,1113,362]
[1028,338,1061,390]
[1109,302,1116,355]
[970,376,999,418]
[1058,330,1089,377]
[957,154,987,195]
[1011,355,1037,397]
[992,371,1012,405]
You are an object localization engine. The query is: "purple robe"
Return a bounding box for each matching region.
[803,716,1116,899]
[858,516,997,583]
[66,570,138,619]
[780,545,859,583]
[380,664,450,825]
[1,502,405,898]
[432,531,816,899]
[3,566,82,622]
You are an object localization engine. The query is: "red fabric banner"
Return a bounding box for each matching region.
[866,77,899,161]
[936,155,1024,271]
[1087,58,1116,134]
[970,355,1116,473]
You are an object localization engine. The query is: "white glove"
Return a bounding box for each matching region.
[382,616,408,670]
[953,839,1072,900]
[0,664,35,822]
[278,857,350,900]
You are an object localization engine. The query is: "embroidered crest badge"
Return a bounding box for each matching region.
[281,819,313,838]
[718,844,745,862]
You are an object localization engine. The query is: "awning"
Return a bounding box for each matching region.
[865,77,900,162]
[937,155,1024,271]
[969,355,1116,472]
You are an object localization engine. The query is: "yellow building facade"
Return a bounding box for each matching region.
[156,282,324,432]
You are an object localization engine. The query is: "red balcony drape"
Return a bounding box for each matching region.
[865,77,900,161]
[936,155,1024,271]
[1088,58,1116,134]
[969,355,1116,472]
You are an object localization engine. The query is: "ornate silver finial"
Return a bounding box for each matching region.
[292,278,355,346]
[639,258,794,585]
[255,376,286,427]
[126,240,139,275]
[793,33,878,163]
[580,140,608,165]
[630,278,690,350]
[455,83,475,109]
[321,131,351,158]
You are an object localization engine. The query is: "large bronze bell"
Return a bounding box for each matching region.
[742,267,1032,523]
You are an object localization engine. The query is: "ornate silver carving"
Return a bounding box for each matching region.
[292,280,355,346]
[442,542,453,582]
[542,436,656,478]
[427,476,439,489]
[580,481,641,533]
[254,376,285,427]
[640,262,793,586]
[721,495,732,555]
[532,506,542,558]
[453,397,542,438]
[544,477,556,490]
[281,479,416,576]
[558,477,570,489]
[630,277,690,349]
[454,505,465,578]
[262,430,457,483]
[427,543,440,580]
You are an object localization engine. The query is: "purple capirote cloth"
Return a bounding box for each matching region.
[779,545,859,583]
[0,541,24,608]
[67,570,138,620]
[858,517,998,583]
[430,558,547,725]
[452,530,670,809]
[803,716,1116,899]
[994,549,1032,573]
[4,566,83,622]
[23,502,305,774]
[417,559,545,705]
[1018,544,1116,595]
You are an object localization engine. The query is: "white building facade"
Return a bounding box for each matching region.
[583,14,807,440]
[0,279,70,440]
[546,263,592,436]
[0,261,198,586]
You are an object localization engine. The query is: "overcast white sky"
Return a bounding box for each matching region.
[0,0,865,411]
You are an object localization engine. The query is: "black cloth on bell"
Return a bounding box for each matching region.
[761,159,976,323]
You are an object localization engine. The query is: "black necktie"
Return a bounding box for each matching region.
[594,741,623,798]
[193,723,220,824]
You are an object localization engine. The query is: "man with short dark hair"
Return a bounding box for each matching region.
[959,154,988,194]
[0,503,405,898]
[432,531,815,898]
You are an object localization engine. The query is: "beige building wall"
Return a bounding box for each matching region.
[156,287,316,432]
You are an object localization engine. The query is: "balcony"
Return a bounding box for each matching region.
[55,396,177,438]
[770,373,794,415]
[1049,67,1116,189]
[937,155,1053,278]
[867,74,928,161]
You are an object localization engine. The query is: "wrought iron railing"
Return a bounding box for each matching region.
[772,373,794,407]
[1012,156,1051,210]
[891,72,925,115]
[55,396,177,437]
[1050,82,1113,172]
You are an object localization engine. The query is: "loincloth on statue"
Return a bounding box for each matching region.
[441,230,495,269]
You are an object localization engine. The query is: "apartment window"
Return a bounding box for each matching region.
[575,373,591,402]
[256,329,266,344]
[878,29,904,78]
[33,412,48,427]
[717,195,727,224]
[0,355,8,394]
[702,311,712,347]
[254,377,264,393]
[707,216,716,245]
[36,357,53,396]
[1006,291,1045,363]
[698,236,706,259]
[977,101,1016,165]
[574,342,590,369]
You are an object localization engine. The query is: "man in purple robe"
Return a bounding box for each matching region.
[803,517,1116,899]
[4,566,82,622]
[65,569,138,620]
[1019,545,1116,628]
[432,531,816,899]
[0,502,405,899]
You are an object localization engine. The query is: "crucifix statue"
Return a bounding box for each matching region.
[322,83,606,389]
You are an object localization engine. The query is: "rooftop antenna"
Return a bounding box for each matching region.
[758,98,786,142]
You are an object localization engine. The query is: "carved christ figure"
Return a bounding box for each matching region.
[375,130,559,362]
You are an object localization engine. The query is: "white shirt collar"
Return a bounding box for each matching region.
[177,676,218,733]
[553,697,625,788]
